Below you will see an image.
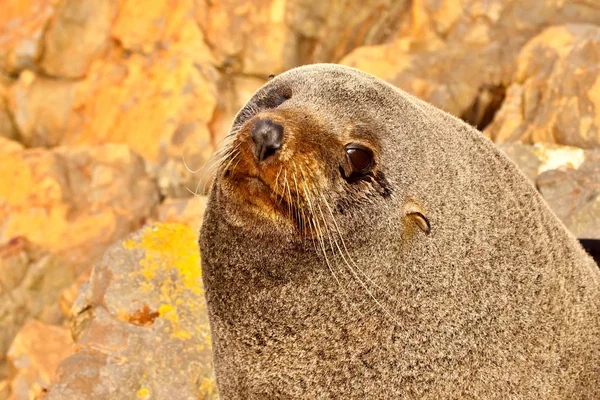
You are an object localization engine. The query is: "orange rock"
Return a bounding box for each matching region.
[0,78,19,142]
[7,70,76,147]
[113,0,214,60]
[0,0,56,75]
[154,195,207,233]
[199,0,410,75]
[40,0,117,79]
[7,320,72,400]
[342,0,600,124]
[0,144,160,272]
[59,270,91,318]
[485,24,600,148]
[63,48,218,196]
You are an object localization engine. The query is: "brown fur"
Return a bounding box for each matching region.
[199,64,600,399]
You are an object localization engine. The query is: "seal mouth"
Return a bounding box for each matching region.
[220,160,315,236]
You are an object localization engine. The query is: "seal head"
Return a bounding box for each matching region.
[200,64,600,398]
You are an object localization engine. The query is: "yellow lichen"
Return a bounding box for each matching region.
[124,223,207,342]
[136,387,151,399]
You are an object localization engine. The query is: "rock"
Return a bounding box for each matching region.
[40,0,117,79]
[7,70,76,147]
[498,142,600,239]
[6,321,72,400]
[537,148,600,239]
[47,223,216,399]
[199,0,409,76]
[58,271,91,318]
[0,79,19,142]
[0,137,23,153]
[0,143,160,272]
[0,380,10,400]
[65,49,219,197]
[341,1,600,123]
[0,238,75,384]
[154,196,208,233]
[485,24,600,148]
[112,0,214,59]
[0,0,55,75]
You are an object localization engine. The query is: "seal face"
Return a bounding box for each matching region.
[200,64,600,399]
[215,76,392,240]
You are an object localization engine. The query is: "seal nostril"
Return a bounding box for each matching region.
[251,119,284,162]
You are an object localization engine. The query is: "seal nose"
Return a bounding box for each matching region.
[250,118,283,162]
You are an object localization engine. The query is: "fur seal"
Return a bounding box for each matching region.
[199,64,600,399]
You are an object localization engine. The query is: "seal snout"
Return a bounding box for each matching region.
[250,118,284,162]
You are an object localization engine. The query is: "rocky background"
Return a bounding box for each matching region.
[1,0,599,398]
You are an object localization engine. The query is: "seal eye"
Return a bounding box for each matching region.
[346,145,373,174]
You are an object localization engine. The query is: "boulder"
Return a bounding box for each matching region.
[0,238,74,384]
[64,50,218,198]
[0,0,55,75]
[40,0,117,79]
[485,24,600,148]
[6,321,72,400]
[341,1,600,125]
[7,71,76,147]
[499,142,600,239]
[47,223,216,399]
[0,79,18,142]
[0,143,159,272]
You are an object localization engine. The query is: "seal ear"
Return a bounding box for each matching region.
[404,202,431,235]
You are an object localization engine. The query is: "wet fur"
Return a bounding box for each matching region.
[200,64,600,399]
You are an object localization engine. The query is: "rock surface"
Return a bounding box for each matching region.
[341,1,600,128]
[0,237,74,385]
[47,223,215,399]
[499,143,600,239]
[0,142,160,272]
[0,0,55,75]
[6,321,72,400]
[486,24,600,148]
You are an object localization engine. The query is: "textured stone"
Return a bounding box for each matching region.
[7,70,76,147]
[0,79,18,142]
[6,321,72,400]
[198,0,409,76]
[0,0,55,75]
[40,0,117,79]
[283,0,410,67]
[47,224,216,399]
[486,24,600,148]
[0,237,74,386]
[0,144,160,272]
[154,196,208,233]
[342,0,600,124]
[113,0,213,58]
[0,137,23,153]
[499,142,600,238]
[65,49,219,197]
[537,148,600,239]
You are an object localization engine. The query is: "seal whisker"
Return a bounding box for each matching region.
[316,201,397,323]
[184,140,242,196]
[319,193,396,302]
[273,165,283,197]
[303,186,361,317]
[283,169,293,218]
[291,163,310,235]
[197,144,242,195]
[185,127,241,177]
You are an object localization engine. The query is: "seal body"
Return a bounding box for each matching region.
[200,64,600,399]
